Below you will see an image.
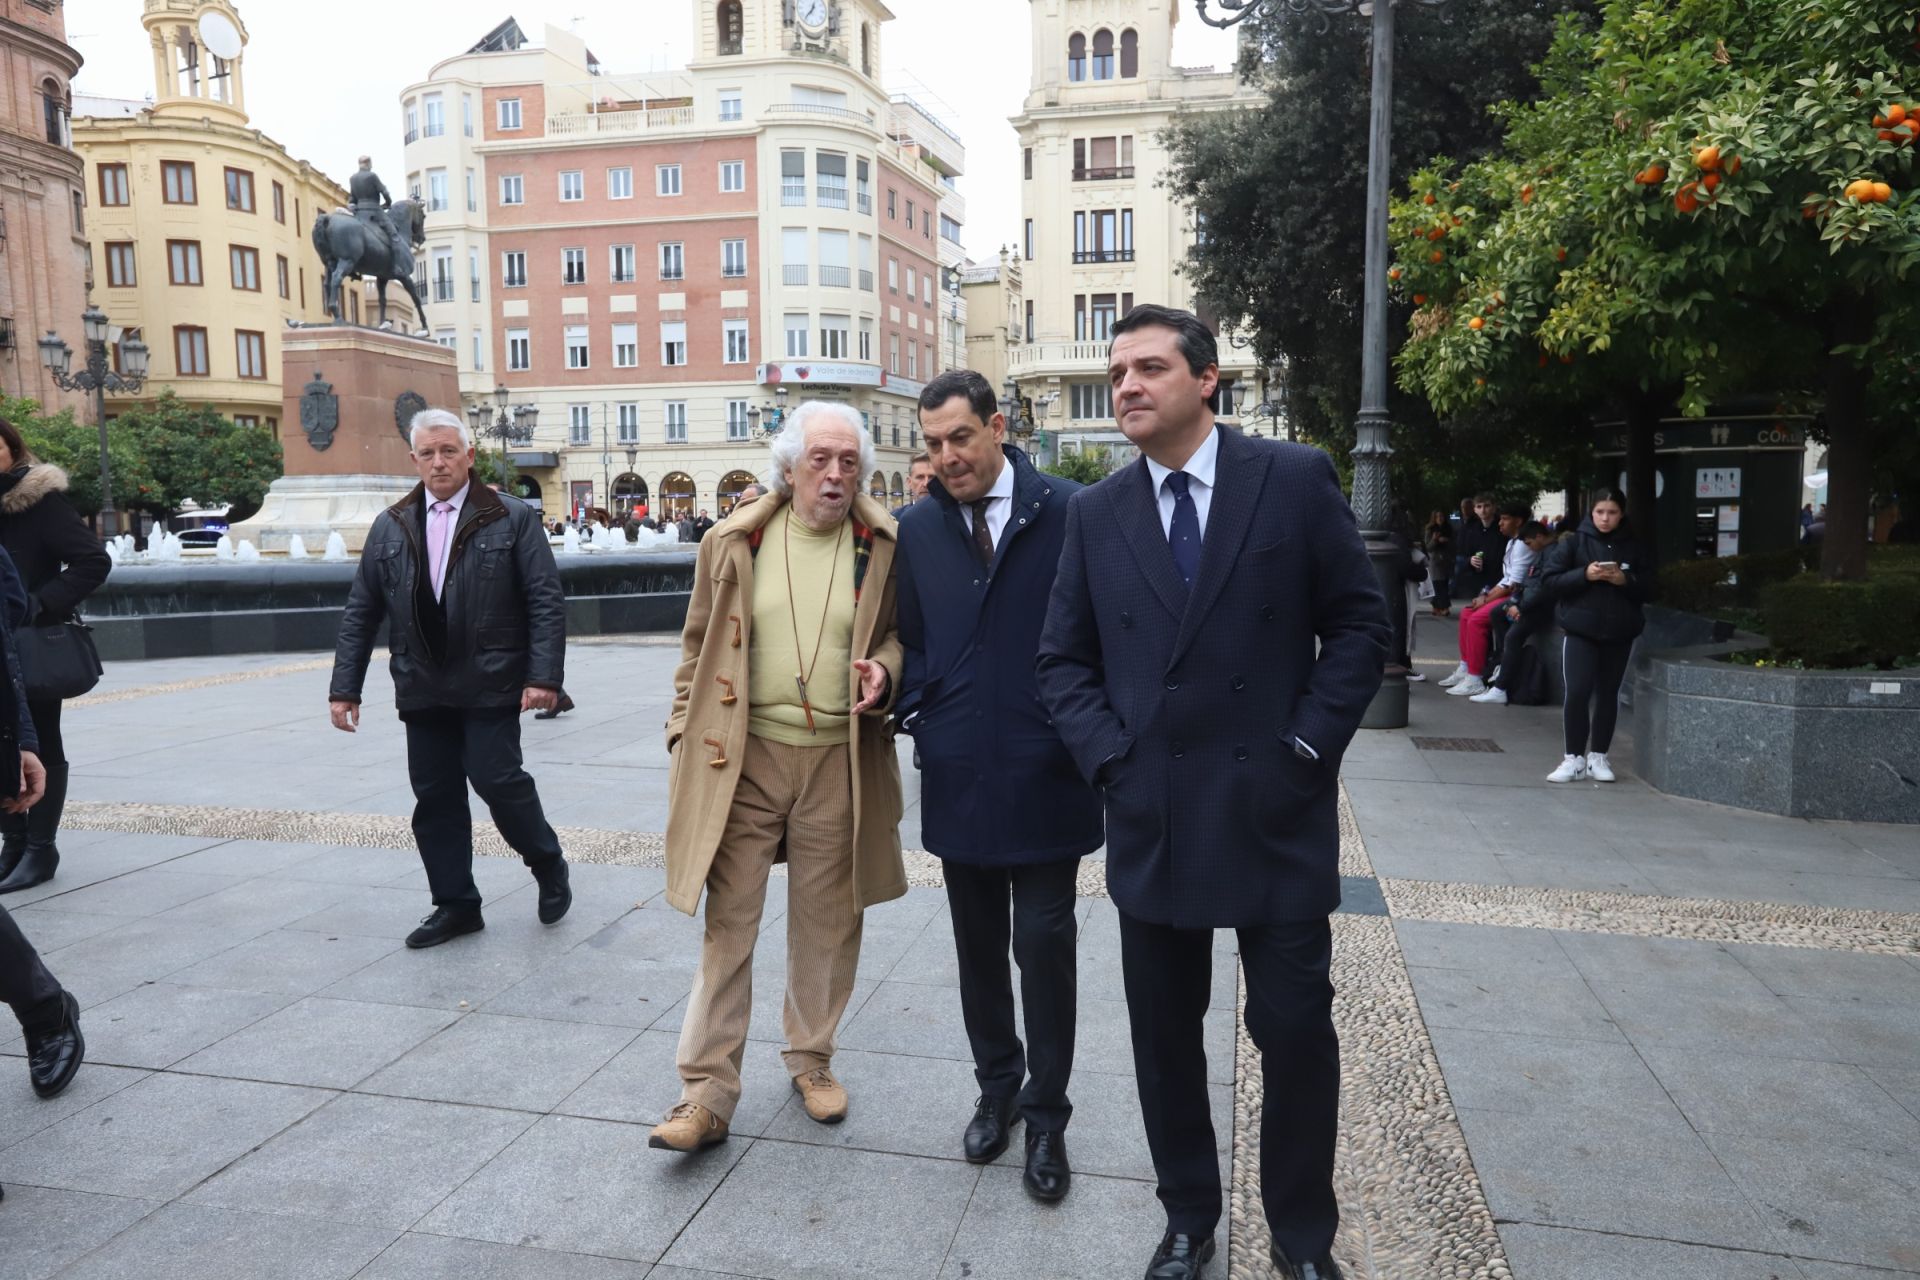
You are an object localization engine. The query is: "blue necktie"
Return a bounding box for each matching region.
[1165,470,1201,586]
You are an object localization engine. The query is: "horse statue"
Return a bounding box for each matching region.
[311,197,428,331]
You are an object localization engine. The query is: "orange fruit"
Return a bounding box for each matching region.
[1702,172,1722,193]
[1521,184,1534,203]
[1428,226,1447,241]
[1389,267,1402,281]
[1474,377,1487,387]
[1844,179,1874,201]
[1635,164,1668,186]
[1872,181,1893,202]
[1882,130,1902,142]
[1889,103,1909,126]
[1423,192,1437,206]
[1727,155,1742,175]
[1674,182,1700,213]
[1469,317,1485,330]
[1429,250,1445,264]
[1874,114,1888,128]
[1556,247,1568,261]
[1694,145,1721,171]
[1413,294,1427,304]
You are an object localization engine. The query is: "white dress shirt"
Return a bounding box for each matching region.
[965,456,1017,548]
[1498,537,1537,590]
[1143,427,1220,539]
[426,481,471,600]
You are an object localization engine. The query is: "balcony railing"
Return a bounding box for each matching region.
[723,264,748,278]
[1073,166,1135,181]
[764,103,874,128]
[782,181,807,207]
[782,264,809,286]
[1007,341,1111,374]
[820,265,851,288]
[659,268,683,282]
[858,269,874,292]
[818,183,849,209]
[403,128,418,144]
[545,106,696,137]
[1073,249,1135,264]
[433,279,454,303]
[857,193,872,215]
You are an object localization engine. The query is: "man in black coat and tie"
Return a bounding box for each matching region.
[895,370,1103,1204]
[1038,305,1388,1280]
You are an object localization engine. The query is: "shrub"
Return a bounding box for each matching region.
[1658,549,1806,615]
[1761,575,1920,670]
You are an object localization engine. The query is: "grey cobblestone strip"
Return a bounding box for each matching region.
[69,658,333,706]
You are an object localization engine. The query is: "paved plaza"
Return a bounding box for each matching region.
[0,629,1915,1277]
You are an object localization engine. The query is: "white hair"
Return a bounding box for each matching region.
[763,400,876,496]
[409,408,473,450]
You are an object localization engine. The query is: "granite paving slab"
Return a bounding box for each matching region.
[78,981,293,1069]
[1498,1224,1808,1280]
[1704,1132,1920,1271]
[555,1028,797,1137]
[0,1064,150,1150]
[0,1185,159,1280]
[175,995,460,1088]
[49,1201,398,1279]
[1641,1046,1920,1149]
[163,927,400,996]
[356,1012,638,1112]
[353,1232,656,1278]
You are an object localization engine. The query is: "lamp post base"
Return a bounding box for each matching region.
[1361,532,1410,730]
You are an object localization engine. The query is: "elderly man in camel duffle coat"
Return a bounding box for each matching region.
[650,399,907,1154]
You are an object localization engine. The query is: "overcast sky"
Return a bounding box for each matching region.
[68,0,1241,265]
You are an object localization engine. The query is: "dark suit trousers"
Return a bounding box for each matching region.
[1120,910,1339,1261]
[0,902,66,1034]
[404,707,562,910]
[943,857,1080,1132]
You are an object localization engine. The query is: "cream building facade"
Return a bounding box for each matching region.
[1010,0,1261,466]
[401,4,963,522]
[71,0,347,430]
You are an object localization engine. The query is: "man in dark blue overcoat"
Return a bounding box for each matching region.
[896,369,1103,1205]
[1038,306,1388,1280]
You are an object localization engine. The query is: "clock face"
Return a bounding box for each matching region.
[797,0,828,30]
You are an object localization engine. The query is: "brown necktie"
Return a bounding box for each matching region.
[970,499,994,569]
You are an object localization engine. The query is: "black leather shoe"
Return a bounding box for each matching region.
[1270,1249,1345,1280]
[1023,1128,1070,1203]
[0,843,56,894]
[963,1094,1018,1164]
[25,990,84,1099]
[535,859,572,925]
[534,693,576,720]
[1145,1232,1215,1280]
[405,906,485,949]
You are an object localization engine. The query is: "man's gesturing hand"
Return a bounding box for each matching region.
[329,700,360,733]
[851,659,889,715]
[522,686,559,713]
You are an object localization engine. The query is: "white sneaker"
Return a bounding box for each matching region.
[1469,686,1508,704]
[1547,755,1587,783]
[1488,664,1503,685]
[1446,676,1487,696]
[1438,662,1469,688]
[1406,671,1428,683]
[1586,752,1616,782]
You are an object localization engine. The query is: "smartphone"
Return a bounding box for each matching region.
[1594,561,1619,570]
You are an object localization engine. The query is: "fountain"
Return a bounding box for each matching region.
[323,531,348,562]
[235,539,261,563]
[286,535,310,561]
[562,526,583,555]
[214,534,236,561]
[148,530,181,561]
[591,522,623,551]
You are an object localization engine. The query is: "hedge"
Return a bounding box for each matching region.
[1761,574,1920,670]
[1658,548,1809,615]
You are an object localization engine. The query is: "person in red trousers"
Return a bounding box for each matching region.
[1439,505,1532,698]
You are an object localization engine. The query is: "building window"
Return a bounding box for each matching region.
[611,243,636,283]
[105,242,136,288]
[563,247,587,285]
[465,169,477,212]
[423,93,445,137]
[568,404,592,446]
[905,199,915,230]
[781,150,806,205]
[907,342,918,379]
[1025,299,1035,342]
[657,164,682,196]
[98,164,130,206]
[498,97,522,130]
[558,170,584,202]
[1068,32,1087,82]
[887,188,897,219]
[277,254,290,299]
[1092,29,1116,79]
[427,169,448,212]
[820,314,850,360]
[724,319,750,364]
[404,99,418,143]
[608,166,634,200]
[665,401,688,443]
[228,244,260,291]
[858,318,873,361]
[857,234,874,291]
[1024,147,1033,180]
[720,160,745,193]
[888,258,898,292]
[271,180,286,223]
[819,229,850,287]
[784,312,809,358]
[42,79,67,147]
[783,227,809,286]
[162,161,197,204]
[817,153,848,208]
[722,238,748,277]
[507,328,530,370]
[565,325,589,369]
[727,399,750,441]
[499,174,524,205]
[463,93,474,136]
[906,266,917,298]
[889,333,900,374]
[940,214,962,244]
[719,88,743,120]
[717,0,744,55]
[168,240,203,286]
[1071,383,1113,419]
[174,325,209,376]
[659,242,685,281]
[1073,208,1134,263]
[1077,293,1121,341]
[473,328,485,370]
[224,167,254,212]
[1121,28,1140,77]
[502,250,527,288]
[1024,219,1035,259]
[613,323,639,368]
[235,330,267,379]
[923,275,934,306]
[856,157,872,214]
[618,402,641,444]
[432,249,454,302]
[661,321,688,366]
[1074,136,1135,181]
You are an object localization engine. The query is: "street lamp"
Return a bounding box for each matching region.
[1195,0,1446,728]
[466,383,537,490]
[747,383,791,437]
[1000,377,1036,447]
[38,303,149,536]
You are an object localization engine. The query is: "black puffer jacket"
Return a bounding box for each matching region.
[0,465,112,624]
[330,482,565,712]
[1538,517,1649,643]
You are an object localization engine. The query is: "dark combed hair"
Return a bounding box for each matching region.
[1519,520,1548,540]
[1593,487,1628,509]
[909,452,931,466]
[1110,304,1221,411]
[1500,502,1533,520]
[917,368,998,425]
[0,418,28,468]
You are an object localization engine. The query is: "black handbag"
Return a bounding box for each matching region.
[17,619,103,701]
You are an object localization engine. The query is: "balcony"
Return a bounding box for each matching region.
[858,269,874,292]
[782,264,809,286]
[723,265,748,278]
[404,129,418,144]
[820,265,851,288]
[764,103,876,131]
[818,183,849,210]
[1007,341,1111,375]
[545,106,695,138]
[1073,249,1135,264]
[1073,166,1135,181]
[659,269,684,282]
[782,181,807,207]
[857,193,872,215]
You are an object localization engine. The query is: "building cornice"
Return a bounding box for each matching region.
[0,15,84,79]
[71,115,348,201]
[0,134,84,183]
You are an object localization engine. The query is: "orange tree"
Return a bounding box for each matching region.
[1391,0,1919,580]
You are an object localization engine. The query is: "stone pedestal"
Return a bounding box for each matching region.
[230,326,459,552]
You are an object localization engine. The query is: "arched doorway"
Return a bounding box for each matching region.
[890,471,905,504]
[660,472,696,522]
[512,475,543,510]
[868,471,887,500]
[613,472,647,519]
[718,469,758,515]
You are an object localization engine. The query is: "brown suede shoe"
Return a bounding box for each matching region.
[648,1101,729,1152]
[792,1067,848,1124]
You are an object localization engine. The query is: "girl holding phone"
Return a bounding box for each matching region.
[1537,490,1648,782]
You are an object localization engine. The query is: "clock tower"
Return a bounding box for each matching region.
[692,0,891,81]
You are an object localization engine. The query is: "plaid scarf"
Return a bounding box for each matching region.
[748,513,876,600]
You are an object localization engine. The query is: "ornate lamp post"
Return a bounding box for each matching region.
[1000,377,1035,448]
[1196,0,1447,728]
[466,383,537,491]
[746,384,791,437]
[38,304,149,536]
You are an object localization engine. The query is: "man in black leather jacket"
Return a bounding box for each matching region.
[329,409,573,948]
